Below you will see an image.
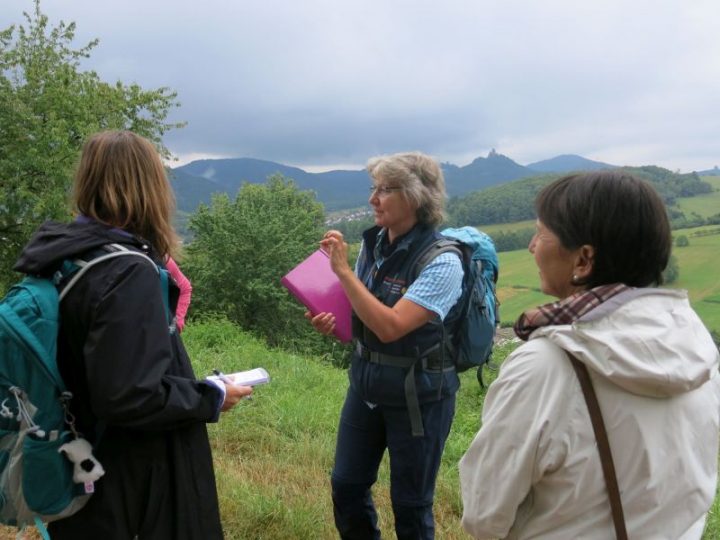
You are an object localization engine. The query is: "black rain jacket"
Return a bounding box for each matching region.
[14,220,224,540]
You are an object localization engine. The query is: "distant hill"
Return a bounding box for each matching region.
[526,154,615,172]
[442,149,534,193]
[169,158,369,212]
[169,150,538,213]
[697,166,720,176]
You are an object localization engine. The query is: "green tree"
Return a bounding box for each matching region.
[184,176,343,356]
[675,235,690,247]
[0,0,184,291]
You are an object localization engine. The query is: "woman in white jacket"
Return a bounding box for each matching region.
[459,170,720,539]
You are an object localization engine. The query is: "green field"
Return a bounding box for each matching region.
[675,176,720,219]
[494,248,553,326]
[701,175,720,189]
[495,224,720,333]
[670,225,720,332]
[476,219,535,236]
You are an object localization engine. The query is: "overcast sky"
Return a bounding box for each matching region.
[2,0,719,172]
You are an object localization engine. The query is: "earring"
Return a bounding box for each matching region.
[571,274,581,285]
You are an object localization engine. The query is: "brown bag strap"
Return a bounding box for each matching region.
[567,352,628,540]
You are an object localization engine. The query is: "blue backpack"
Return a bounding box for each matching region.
[413,226,500,386]
[0,244,170,538]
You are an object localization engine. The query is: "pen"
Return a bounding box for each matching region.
[212,369,233,385]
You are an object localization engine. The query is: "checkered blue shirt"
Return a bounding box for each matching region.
[357,234,464,320]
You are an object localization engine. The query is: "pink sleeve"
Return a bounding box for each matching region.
[166,257,192,332]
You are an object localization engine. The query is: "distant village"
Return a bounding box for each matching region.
[325,208,373,226]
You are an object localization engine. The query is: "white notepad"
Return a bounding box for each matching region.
[208,367,270,386]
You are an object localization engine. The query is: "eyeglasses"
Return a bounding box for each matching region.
[369,185,403,197]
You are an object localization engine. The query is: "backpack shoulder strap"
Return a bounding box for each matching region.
[58,243,160,302]
[411,238,465,282]
[59,244,173,329]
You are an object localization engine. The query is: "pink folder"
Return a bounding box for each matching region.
[281,249,353,342]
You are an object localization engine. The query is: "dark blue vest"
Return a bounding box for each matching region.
[349,224,460,409]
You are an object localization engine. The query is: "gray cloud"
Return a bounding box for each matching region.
[1,0,718,171]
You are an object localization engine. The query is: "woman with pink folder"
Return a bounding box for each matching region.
[307,152,464,540]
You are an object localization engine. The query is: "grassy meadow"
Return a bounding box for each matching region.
[476,220,535,236]
[480,175,720,331]
[186,318,515,539]
[5,316,717,540]
[490,223,720,334]
[676,176,720,219]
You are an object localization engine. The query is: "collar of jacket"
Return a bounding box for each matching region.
[359,223,432,279]
[13,220,153,276]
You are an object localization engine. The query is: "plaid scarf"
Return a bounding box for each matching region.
[514,283,632,341]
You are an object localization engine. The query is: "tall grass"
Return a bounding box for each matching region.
[1,318,717,539]
[184,317,507,539]
[190,319,720,539]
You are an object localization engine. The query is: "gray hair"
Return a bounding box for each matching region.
[366,152,446,227]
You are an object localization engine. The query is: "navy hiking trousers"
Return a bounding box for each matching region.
[330,386,456,540]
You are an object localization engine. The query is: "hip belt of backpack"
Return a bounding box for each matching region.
[356,341,454,438]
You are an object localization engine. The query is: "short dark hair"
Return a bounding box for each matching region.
[535,170,671,288]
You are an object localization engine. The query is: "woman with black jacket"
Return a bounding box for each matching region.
[14,130,252,539]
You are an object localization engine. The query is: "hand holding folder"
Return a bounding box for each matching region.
[281,249,352,342]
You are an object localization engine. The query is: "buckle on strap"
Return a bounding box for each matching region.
[355,343,424,436]
[356,343,450,372]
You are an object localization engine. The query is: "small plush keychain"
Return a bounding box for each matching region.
[58,438,105,494]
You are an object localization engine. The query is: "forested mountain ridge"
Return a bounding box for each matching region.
[170,151,619,213]
[447,166,714,227]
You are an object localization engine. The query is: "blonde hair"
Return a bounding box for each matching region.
[367,152,446,227]
[73,131,179,259]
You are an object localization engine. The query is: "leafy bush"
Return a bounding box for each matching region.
[184,175,351,362]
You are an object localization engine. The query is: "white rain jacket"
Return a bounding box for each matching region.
[459,288,720,539]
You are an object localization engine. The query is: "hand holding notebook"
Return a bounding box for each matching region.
[281,249,352,342]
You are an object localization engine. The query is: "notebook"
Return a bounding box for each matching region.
[281,249,352,342]
[207,367,270,386]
